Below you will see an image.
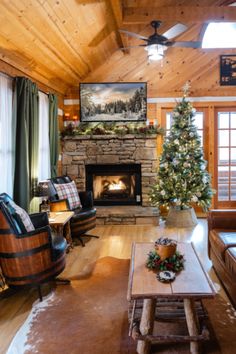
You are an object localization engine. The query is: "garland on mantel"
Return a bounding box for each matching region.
[61,122,164,138]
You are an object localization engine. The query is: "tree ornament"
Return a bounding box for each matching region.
[183,162,190,168]
[172,159,179,166]
[191,196,198,202]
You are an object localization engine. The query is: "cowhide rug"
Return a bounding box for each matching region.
[6,257,236,354]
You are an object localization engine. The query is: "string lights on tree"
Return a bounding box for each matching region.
[150,83,215,212]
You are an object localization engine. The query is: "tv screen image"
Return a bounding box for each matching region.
[80,82,147,122]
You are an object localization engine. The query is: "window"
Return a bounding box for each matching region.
[165,111,204,147]
[216,110,236,204]
[0,73,14,196]
[202,23,236,48]
[38,92,50,181]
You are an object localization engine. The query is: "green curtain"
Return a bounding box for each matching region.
[13,77,39,211]
[49,93,59,178]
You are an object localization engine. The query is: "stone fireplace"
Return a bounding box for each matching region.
[61,134,158,207]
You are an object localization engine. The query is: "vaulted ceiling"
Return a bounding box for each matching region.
[0,0,236,96]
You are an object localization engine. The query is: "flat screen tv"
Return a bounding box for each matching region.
[80,82,147,122]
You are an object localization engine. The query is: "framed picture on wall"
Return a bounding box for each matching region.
[80,82,147,122]
[220,55,236,86]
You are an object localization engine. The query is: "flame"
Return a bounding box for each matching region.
[108,180,126,191]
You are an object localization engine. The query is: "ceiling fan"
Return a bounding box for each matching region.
[119,20,202,60]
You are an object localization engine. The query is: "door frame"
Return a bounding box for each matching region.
[214,107,236,208]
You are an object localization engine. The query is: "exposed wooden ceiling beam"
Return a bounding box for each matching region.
[108,0,129,53]
[123,6,236,24]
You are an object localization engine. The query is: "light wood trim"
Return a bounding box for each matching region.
[123,6,236,24]
[214,107,236,209]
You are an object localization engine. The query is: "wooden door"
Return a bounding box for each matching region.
[215,108,236,208]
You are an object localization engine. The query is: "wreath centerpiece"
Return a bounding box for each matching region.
[146,238,185,282]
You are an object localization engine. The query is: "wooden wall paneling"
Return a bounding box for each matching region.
[20,0,101,74]
[155,52,217,94]
[0,0,122,90]
[1,0,236,97]
[0,2,84,85]
[0,1,87,80]
[84,46,146,82]
[123,6,236,24]
[145,51,203,97]
[50,0,121,73]
[123,0,224,7]
[0,59,64,100]
[0,30,68,94]
[147,103,157,122]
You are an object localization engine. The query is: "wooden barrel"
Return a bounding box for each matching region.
[0,204,66,287]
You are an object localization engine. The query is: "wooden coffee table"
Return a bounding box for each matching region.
[49,211,74,251]
[128,242,216,354]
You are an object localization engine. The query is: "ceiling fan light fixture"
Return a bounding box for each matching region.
[145,44,164,61]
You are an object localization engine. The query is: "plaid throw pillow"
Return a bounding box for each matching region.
[54,181,81,210]
[7,200,35,233]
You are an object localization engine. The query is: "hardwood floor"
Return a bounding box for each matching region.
[0,218,229,354]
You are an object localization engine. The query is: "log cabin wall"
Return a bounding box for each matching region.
[1,0,236,207]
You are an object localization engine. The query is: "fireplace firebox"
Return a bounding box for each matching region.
[85,164,142,206]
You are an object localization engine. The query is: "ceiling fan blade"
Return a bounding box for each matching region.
[172,41,202,48]
[119,29,148,41]
[163,23,188,40]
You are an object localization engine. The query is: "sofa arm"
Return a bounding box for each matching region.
[208,210,236,233]
[49,199,70,212]
[79,191,94,209]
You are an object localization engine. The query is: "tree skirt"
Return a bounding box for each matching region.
[166,207,198,227]
[7,257,236,354]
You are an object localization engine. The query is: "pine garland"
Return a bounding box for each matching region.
[146,250,185,272]
[61,122,164,138]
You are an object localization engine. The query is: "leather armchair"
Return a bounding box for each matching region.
[48,176,98,247]
[0,199,67,301]
[208,209,236,308]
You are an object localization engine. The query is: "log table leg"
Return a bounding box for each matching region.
[137,298,156,354]
[64,222,74,250]
[184,298,200,354]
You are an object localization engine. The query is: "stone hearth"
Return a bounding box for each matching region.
[96,206,159,225]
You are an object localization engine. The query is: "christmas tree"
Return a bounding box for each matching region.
[150,84,214,212]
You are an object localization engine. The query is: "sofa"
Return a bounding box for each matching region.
[48,175,98,247]
[208,209,236,308]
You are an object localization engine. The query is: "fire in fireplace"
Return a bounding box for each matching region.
[85,164,142,206]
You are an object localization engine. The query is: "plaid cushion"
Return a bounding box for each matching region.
[7,200,35,233]
[54,181,81,210]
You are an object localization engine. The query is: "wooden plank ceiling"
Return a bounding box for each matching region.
[0,0,236,96]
